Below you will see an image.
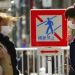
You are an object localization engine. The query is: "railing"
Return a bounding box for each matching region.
[16,48,38,75]
[16,47,69,75]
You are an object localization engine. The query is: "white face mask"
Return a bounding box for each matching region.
[1,26,12,36]
[68,21,75,29]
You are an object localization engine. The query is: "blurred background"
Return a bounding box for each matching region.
[0,0,75,48]
[1,0,75,75]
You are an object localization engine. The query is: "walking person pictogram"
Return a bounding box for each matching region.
[45,18,54,34]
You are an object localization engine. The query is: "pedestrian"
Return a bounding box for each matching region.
[65,3,75,75]
[0,12,19,75]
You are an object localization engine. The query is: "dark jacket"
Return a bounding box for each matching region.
[0,33,19,75]
[69,39,75,74]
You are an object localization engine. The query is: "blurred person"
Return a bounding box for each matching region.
[21,38,26,48]
[65,3,75,75]
[0,65,3,75]
[0,12,19,75]
[21,34,26,48]
[17,52,22,74]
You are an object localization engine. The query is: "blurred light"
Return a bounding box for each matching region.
[27,51,32,55]
[8,8,12,12]
[22,15,26,25]
[11,0,15,4]
[22,20,26,25]
[21,3,26,7]
[22,15,26,20]
[22,34,26,39]
[32,6,37,9]
[42,0,52,8]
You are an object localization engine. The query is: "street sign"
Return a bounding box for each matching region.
[30,9,67,47]
[41,50,59,53]
[38,47,61,56]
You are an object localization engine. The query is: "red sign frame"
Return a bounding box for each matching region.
[30,9,67,47]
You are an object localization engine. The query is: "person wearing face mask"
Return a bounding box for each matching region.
[65,3,75,75]
[0,12,19,75]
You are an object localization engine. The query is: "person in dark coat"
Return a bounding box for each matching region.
[69,39,75,75]
[0,12,19,75]
[0,34,19,75]
[65,3,75,75]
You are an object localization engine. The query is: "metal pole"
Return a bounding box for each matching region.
[62,50,65,74]
[27,51,30,75]
[42,56,46,68]
[54,55,57,74]
[33,50,35,73]
[58,55,61,74]
[22,51,24,74]
[38,55,40,75]
[47,56,52,75]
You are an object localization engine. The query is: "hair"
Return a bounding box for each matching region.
[65,8,75,19]
[65,3,75,19]
[0,12,19,26]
